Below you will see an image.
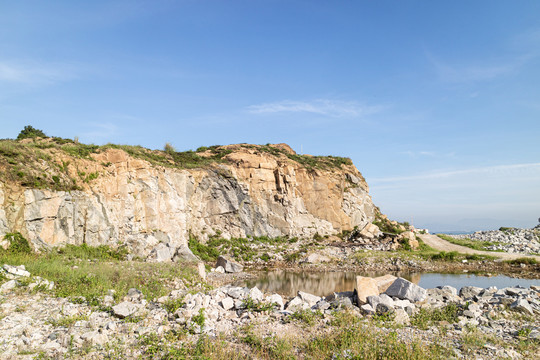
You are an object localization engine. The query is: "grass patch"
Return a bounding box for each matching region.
[410,303,461,330]
[505,257,538,265]
[0,243,199,304]
[437,234,503,252]
[3,232,32,254]
[189,233,295,263]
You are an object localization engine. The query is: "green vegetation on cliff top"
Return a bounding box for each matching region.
[0,126,353,192]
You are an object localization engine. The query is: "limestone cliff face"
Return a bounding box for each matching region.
[0,144,376,260]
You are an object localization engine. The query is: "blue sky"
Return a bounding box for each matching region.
[1,0,539,231]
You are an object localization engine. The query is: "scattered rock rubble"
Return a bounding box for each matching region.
[0,264,539,359]
[450,227,540,255]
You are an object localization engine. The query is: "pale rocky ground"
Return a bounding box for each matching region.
[449,226,540,255]
[1,264,539,359]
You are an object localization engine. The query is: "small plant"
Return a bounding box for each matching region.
[164,298,185,313]
[164,142,176,153]
[243,297,277,313]
[3,232,32,254]
[191,308,206,328]
[288,309,323,326]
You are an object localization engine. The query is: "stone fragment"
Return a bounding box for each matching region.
[384,278,427,302]
[285,296,307,312]
[459,286,483,299]
[221,297,234,311]
[197,262,206,281]
[297,291,321,307]
[228,287,248,299]
[214,266,225,273]
[174,245,199,262]
[112,302,140,318]
[216,256,244,273]
[248,287,264,302]
[393,308,410,325]
[376,303,394,315]
[148,243,173,262]
[265,294,284,310]
[303,253,331,264]
[0,279,18,293]
[367,294,394,310]
[3,264,30,277]
[355,276,379,305]
[360,304,375,315]
[510,299,533,315]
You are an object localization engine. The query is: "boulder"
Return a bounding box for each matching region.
[359,223,381,239]
[216,256,244,273]
[355,276,379,305]
[384,278,427,302]
[173,245,199,262]
[374,274,397,293]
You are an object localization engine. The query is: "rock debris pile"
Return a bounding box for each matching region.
[451,228,540,255]
[0,265,538,359]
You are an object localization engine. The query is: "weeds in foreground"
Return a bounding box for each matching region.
[0,235,199,304]
[410,303,461,330]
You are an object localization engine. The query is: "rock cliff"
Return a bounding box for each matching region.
[0,140,376,261]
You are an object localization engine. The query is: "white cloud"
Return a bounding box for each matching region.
[246,99,383,118]
[0,60,78,86]
[426,52,530,83]
[81,123,118,139]
[371,162,540,184]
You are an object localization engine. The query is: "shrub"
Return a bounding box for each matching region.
[3,232,32,254]
[164,142,176,153]
[17,125,46,140]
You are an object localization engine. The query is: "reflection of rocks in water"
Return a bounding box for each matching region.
[245,271,419,297]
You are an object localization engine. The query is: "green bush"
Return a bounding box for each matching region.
[17,125,46,140]
[3,232,32,254]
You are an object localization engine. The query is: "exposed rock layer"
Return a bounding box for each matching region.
[0,144,376,260]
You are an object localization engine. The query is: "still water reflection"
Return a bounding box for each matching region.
[242,270,540,297]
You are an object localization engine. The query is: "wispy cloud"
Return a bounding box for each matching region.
[371,162,540,184]
[427,52,530,83]
[82,123,118,139]
[0,60,78,86]
[246,99,384,118]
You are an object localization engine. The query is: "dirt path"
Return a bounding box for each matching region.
[418,234,540,261]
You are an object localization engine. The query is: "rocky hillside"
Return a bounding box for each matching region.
[0,136,377,261]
